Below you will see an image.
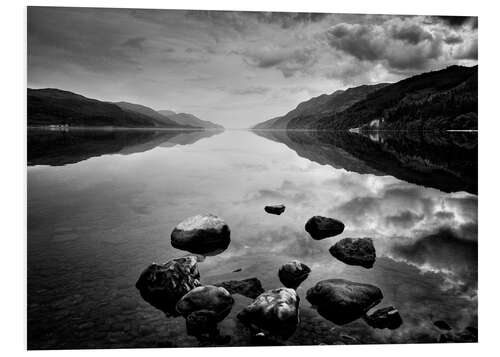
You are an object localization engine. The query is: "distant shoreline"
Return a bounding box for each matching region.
[248,128,478,133]
[27,125,225,132]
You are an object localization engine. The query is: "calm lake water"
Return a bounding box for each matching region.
[27,128,478,349]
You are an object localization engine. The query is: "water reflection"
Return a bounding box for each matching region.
[253,130,477,194]
[27,129,477,348]
[28,128,223,166]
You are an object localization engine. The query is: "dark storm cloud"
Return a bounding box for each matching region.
[436,16,477,29]
[327,23,385,61]
[186,10,329,31]
[236,46,318,78]
[252,12,330,28]
[389,23,433,45]
[326,20,444,71]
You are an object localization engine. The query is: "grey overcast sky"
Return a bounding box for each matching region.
[28,7,477,128]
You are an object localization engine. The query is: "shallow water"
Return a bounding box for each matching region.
[27,129,478,349]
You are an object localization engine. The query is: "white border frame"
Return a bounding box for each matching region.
[3,0,497,356]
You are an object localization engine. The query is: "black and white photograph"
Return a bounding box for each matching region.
[17,1,484,352]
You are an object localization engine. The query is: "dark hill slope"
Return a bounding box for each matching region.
[28,88,181,128]
[253,83,389,129]
[158,110,224,129]
[115,102,186,128]
[316,65,477,130]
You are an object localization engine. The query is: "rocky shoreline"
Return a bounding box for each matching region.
[134,210,475,346]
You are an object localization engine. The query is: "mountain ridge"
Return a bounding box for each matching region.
[253,83,389,129]
[158,110,224,129]
[28,88,223,129]
[252,65,477,131]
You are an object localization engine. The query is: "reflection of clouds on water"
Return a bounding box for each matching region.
[385,210,424,229]
[232,160,478,312]
[330,182,477,244]
[242,179,312,205]
[28,130,477,347]
[389,228,477,300]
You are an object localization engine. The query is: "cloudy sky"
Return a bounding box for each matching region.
[28,7,477,128]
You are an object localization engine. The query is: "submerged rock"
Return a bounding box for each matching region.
[433,320,452,331]
[439,327,477,343]
[171,214,231,255]
[237,288,300,339]
[329,238,376,268]
[364,306,403,329]
[278,260,311,289]
[215,277,265,299]
[185,310,232,344]
[135,256,201,316]
[306,279,383,325]
[305,216,345,240]
[264,204,286,215]
[176,285,234,320]
[185,310,219,337]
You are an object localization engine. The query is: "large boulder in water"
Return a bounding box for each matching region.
[305,216,345,240]
[264,204,286,215]
[364,306,403,329]
[171,214,231,255]
[306,279,383,325]
[135,256,201,316]
[278,260,311,289]
[176,285,234,340]
[329,238,376,268]
[237,288,300,339]
[176,285,234,322]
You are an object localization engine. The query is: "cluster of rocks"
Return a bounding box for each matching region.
[135,211,406,345]
[136,214,303,343]
[136,254,235,342]
[135,256,201,316]
[301,215,404,330]
[136,214,235,342]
